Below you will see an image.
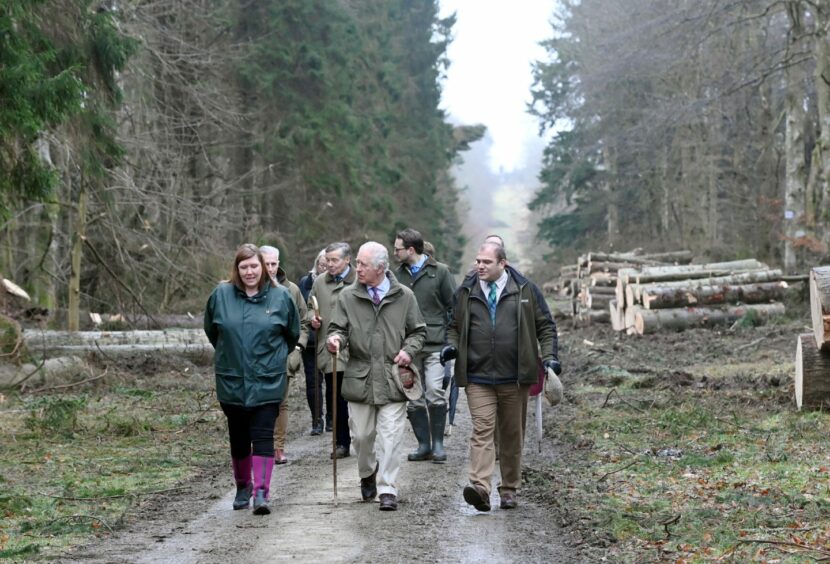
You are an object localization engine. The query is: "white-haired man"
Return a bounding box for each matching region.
[326,242,426,511]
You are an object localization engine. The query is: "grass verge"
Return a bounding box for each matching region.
[0,370,226,560]
[525,324,830,562]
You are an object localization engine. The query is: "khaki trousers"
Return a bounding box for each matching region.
[465,383,530,494]
[348,401,407,497]
[274,389,289,450]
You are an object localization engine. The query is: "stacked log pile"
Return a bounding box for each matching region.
[795,266,830,410]
[615,259,790,335]
[543,249,694,324]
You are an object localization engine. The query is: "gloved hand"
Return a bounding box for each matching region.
[439,345,457,366]
[543,357,562,376]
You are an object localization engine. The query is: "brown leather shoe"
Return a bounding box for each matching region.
[360,464,378,501]
[463,484,491,512]
[378,493,397,511]
[499,491,517,509]
[274,449,288,465]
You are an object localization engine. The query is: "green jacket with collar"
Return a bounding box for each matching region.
[204,282,300,406]
[327,271,426,405]
[308,267,356,373]
[394,255,456,353]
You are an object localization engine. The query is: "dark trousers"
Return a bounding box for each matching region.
[220,402,280,459]
[325,371,350,448]
[302,347,325,422]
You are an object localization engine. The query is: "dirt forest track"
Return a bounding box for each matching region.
[62,391,574,563]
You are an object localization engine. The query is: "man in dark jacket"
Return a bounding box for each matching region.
[393,228,456,463]
[443,241,560,512]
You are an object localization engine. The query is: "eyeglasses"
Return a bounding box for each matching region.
[394,247,406,252]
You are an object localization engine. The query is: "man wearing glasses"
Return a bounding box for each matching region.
[393,228,456,463]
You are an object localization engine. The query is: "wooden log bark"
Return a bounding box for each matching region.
[609,299,622,331]
[809,266,830,351]
[633,303,786,335]
[795,333,830,410]
[590,272,616,287]
[23,329,212,356]
[641,281,788,310]
[625,304,642,332]
[634,259,767,283]
[587,261,638,274]
[586,309,610,323]
[638,269,783,290]
[587,293,614,310]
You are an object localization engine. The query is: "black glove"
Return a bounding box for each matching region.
[543,357,562,376]
[439,345,457,366]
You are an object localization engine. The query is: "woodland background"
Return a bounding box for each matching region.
[0,0,483,327]
[530,0,830,278]
[2,0,830,327]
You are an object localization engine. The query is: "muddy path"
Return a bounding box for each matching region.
[63,391,574,563]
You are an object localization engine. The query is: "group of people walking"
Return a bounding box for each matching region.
[203,230,561,515]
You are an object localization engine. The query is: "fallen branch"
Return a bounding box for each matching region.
[737,538,830,558]
[596,459,639,482]
[40,485,184,501]
[735,337,766,351]
[42,514,114,533]
[0,312,24,358]
[660,514,681,539]
[28,368,109,394]
[601,387,646,413]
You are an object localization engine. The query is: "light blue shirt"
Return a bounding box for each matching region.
[409,255,428,276]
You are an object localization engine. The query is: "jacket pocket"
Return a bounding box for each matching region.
[215,372,244,404]
[342,359,370,402]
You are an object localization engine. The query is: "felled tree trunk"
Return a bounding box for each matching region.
[794,333,830,410]
[23,329,212,356]
[641,281,788,310]
[809,266,830,350]
[633,303,786,335]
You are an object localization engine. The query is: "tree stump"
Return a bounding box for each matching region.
[809,266,830,351]
[794,333,830,410]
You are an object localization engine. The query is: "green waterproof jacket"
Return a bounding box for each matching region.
[327,272,426,405]
[448,266,558,387]
[394,255,456,353]
[204,282,300,406]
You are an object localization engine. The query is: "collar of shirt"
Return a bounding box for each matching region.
[367,275,391,301]
[409,255,428,275]
[479,270,508,300]
[334,266,351,282]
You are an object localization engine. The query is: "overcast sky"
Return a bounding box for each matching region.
[438,1,555,173]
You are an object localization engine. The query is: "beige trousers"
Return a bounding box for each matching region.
[274,391,289,450]
[348,401,407,497]
[465,383,530,494]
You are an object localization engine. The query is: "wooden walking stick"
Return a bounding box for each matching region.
[331,341,339,504]
[310,296,320,430]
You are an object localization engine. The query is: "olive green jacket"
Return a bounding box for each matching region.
[327,272,426,405]
[394,255,456,353]
[275,267,308,377]
[308,267,356,373]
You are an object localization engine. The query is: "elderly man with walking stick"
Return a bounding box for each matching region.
[326,241,426,511]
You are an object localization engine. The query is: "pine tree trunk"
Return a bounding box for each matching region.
[641,281,787,309]
[809,266,830,350]
[68,184,88,332]
[634,303,786,335]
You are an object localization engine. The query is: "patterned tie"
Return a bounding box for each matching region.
[410,265,419,276]
[335,275,343,283]
[487,281,498,325]
[370,287,381,305]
